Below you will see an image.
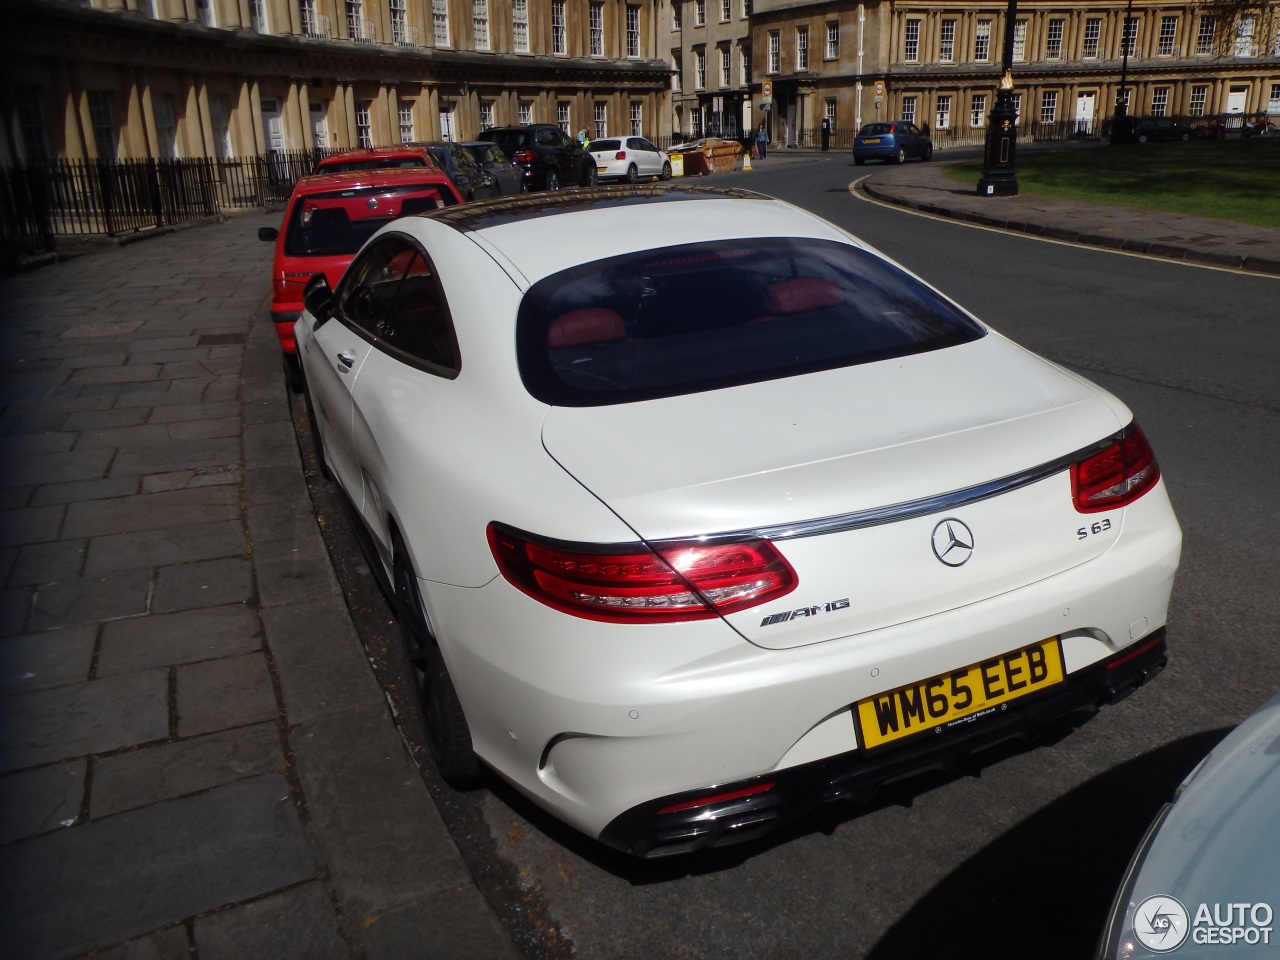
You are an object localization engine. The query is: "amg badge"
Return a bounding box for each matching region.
[761,598,850,627]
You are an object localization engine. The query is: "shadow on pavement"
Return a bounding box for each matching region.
[865,728,1230,960]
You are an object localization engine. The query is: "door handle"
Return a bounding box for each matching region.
[336,351,355,371]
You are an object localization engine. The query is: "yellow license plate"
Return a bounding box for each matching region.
[863,137,882,144]
[597,166,609,173]
[855,638,1065,750]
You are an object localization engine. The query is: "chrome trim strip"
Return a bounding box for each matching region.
[653,432,1123,546]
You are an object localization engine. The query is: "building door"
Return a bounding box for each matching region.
[310,101,329,150]
[785,100,796,146]
[261,98,284,156]
[1226,85,1248,127]
[439,103,455,141]
[1074,92,1096,135]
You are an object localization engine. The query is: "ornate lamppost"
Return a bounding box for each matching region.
[1110,0,1136,145]
[977,0,1020,195]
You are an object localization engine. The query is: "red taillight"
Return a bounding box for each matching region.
[486,524,798,623]
[512,148,535,163]
[657,782,776,815]
[615,151,627,161]
[1072,426,1160,513]
[888,124,897,133]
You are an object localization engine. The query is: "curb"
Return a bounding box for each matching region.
[858,178,1280,277]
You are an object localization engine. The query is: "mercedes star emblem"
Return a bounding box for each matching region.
[931,518,975,567]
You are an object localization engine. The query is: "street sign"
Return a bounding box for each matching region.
[874,81,885,102]
[762,81,773,103]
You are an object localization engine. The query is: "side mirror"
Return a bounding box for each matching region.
[258,226,278,242]
[303,273,336,327]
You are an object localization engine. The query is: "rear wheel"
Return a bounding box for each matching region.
[545,169,560,191]
[923,144,934,161]
[854,156,866,166]
[625,164,639,183]
[301,378,332,481]
[392,537,480,786]
[893,147,906,164]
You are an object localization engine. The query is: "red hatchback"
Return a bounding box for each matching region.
[259,167,462,386]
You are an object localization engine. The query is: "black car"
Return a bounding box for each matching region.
[414,141,498,201]
[459,141,525,195]
[1132,117,1194,143]
[476,124,596,191]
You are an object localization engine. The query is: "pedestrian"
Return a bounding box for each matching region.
[755,121,768,159]
[577,128,590,151]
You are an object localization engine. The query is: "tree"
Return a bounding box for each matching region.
[1196,0,1279,60]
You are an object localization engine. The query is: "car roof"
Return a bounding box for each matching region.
[316,146,436,164]
[293,167,458,193]
[413,184,856,285]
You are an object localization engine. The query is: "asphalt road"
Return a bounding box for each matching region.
[294,154,1280,960]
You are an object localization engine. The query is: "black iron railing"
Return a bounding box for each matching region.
[0,150,324,269]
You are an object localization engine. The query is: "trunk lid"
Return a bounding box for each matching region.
[540,335,1128,648]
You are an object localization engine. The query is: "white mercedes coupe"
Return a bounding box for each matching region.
[295,185,1182,858]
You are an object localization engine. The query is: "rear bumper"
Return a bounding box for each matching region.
[600,631,1168,857]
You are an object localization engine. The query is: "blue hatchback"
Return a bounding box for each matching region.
[853,121,933,165]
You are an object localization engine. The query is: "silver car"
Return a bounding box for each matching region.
[1097,693,1280,958]
[460,141,525,195]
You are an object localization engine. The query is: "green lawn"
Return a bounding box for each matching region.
[944,137,1280,227]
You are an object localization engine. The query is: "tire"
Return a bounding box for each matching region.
[923,144,934,161]
[301,379,332,481]
[544,169,560,191]
[660,161,671,180]
[1179,133,1190,142]
[392,537,480,786]
[625,164,639,183]
[893,148,906,164]
[1137,134,1149,144]
[283,353,304,394]
[854,157,866,166]
[582,164,597,187]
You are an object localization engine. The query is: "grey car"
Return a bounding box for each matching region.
[415,141,498,202]
[460,141,524,195]
[1096,692,1280,958]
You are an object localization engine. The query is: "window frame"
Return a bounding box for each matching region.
[334,234,462,379]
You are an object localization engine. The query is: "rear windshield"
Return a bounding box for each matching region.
[283,184,457,257]
[859,124,894,136]
[591,139,622,152]
[482,130,528,151]
[316,158,429,173]
[516,238,985,406]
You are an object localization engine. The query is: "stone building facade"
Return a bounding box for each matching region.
[3,0,674,162]
[746,0,1280,147]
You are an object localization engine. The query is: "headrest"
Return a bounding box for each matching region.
[766,278,843,315]
[547,309,626,349]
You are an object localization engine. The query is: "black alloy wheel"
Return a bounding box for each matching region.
[582,164,598,187]
[392,537,480,786]
[545,169,560,191]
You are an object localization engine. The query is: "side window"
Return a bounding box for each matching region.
[338,239,414,336]
[383,250,460,374]
[536,127,558,146]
